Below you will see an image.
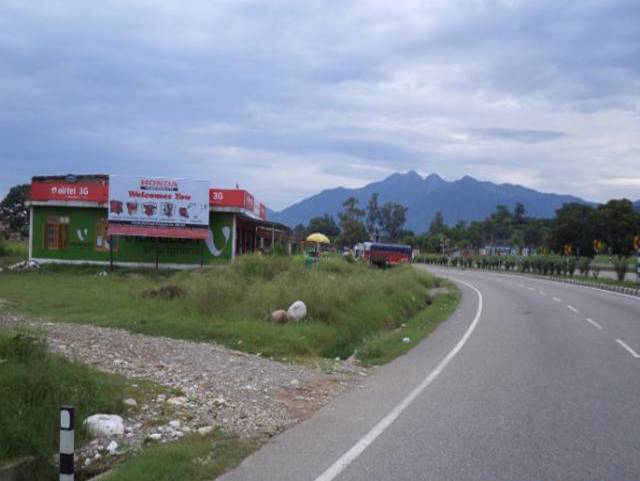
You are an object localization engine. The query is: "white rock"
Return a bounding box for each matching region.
[84,414,125,438]
[167,396,189,406]
[106,440,118,455]
[156,394,166,402]
[169,420,181,429]
[84,458,92,466]
[198,426,214,435]
[94,453,102,460]
[148,433,162,441]
[123,398,137,408]
[402,337,411,344]
[290,379,300,387]
[287,300,307,321]
[175,431,185,438]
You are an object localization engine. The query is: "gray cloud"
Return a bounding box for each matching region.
[0,0,638,208]
[470,128,567,143]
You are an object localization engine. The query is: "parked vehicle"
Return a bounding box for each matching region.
[361,242,412,267]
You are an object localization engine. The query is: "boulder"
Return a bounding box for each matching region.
[123,398,137,408]
[287,300,307,322]
[268,309,289,324]
[84,414,124,438]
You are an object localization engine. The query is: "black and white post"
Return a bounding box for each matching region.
[59,406,74,481]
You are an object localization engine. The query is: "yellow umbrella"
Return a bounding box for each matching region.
[306,233,331,244]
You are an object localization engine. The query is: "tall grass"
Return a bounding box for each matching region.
[187,255,439,359]
[0,255,446,362]
[0,330,128,479]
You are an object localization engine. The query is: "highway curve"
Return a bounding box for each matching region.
[219,266,640,481]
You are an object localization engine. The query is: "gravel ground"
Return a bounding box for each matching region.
[0,313,367,470]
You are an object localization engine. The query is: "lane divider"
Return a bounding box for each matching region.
[567,305,578,313]
[586,318,603,330]
[553,297,563,303]
[616,339,640,359]
[313,278,484,481]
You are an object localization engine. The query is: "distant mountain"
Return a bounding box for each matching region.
[269,171,593,232]
[634,200,640,211]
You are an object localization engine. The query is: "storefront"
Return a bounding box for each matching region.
[26,174,294,268]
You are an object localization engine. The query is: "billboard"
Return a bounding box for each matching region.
[30,181,108,203]
[108,175,210,239]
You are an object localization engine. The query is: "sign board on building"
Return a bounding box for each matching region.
[30,181,108,203]
[209,189,267,220]
[107,175,210,239]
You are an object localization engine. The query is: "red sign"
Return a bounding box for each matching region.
[209,189,245,208]
[30,181,108,203]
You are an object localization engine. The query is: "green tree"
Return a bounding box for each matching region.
[514,202,526,224]
[293,223,306,235]
[548,203,596,256]
[428,211,446,236]
[366,193,381,240]
[337,197,367,247]
[307,214,340,237]
[379,202,408,242]
[594,199,639,258]
[0,184,30,237]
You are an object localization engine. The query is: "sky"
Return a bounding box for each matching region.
[0,0,639,210]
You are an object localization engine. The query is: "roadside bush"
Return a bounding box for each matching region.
[611,257,630,281]
[0,330,127,479]
[578,257,591,276]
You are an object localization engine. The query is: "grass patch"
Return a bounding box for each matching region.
[0,240,28,269]
[358,281,460,365]
[102,431,256,481]
[0,255,457,363]
[0,329,131,480]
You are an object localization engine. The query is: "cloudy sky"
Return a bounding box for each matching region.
[1,0,638,209]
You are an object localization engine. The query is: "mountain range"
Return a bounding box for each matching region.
[268,171,600,232]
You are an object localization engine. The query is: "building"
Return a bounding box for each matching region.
[26,174,294,268]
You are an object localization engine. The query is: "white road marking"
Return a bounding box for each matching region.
[553,296,563,303]
[585,318,603,330]
[616,339,640,358]
[567,305,578,313]
[527,287,535,291]
[539,291,547,296]
[313,279,484,481]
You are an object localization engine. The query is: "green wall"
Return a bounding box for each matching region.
[31,206,233,265]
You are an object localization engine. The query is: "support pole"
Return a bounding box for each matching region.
[59,406,74,481]
[155,236,159,270]
[109,235,114,270]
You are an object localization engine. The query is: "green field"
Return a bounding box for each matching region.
[0,255,458,363]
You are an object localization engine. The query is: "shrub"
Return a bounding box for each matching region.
[611,257,630,281]
[0,330,127,478]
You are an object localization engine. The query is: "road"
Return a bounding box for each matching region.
[219,267,640,481]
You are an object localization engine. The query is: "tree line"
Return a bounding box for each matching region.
[294,194,640,259]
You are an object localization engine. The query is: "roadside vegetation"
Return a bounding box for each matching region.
[416,254,638,287]
[101,431,256,481]
[0,255,457,362]
[0,239,28,269]
[0,329,132,479]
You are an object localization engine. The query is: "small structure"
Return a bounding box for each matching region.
[26,174,295,268]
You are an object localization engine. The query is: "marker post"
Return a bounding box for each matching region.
[59,406,74,481]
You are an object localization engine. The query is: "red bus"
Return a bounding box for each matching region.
[361,242,413,267]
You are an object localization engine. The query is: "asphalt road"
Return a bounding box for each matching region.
[219,267,640,481]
